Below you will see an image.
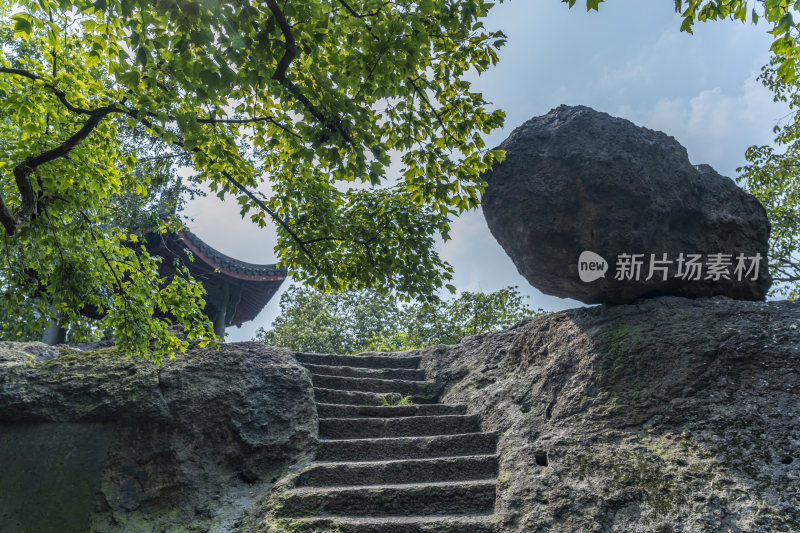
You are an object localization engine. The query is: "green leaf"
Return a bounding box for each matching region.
[11,13,33,38]
[490,149,506,163]
[136,46,148,66]
[775,13,795,36]
[200,69,219,88]
[586,0,602,11]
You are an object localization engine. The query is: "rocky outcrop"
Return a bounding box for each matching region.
[3,297,797,532]
[416,297,799,532]
[482,105,772,304]
[0,342,316,533]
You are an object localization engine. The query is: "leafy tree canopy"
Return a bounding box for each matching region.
[0,0,506,362]
[739,62,800,299]
[255,284,544,354]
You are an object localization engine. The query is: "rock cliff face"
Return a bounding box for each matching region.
[1,297,798,532]
[0,342,317,532]
[417,297,799,532]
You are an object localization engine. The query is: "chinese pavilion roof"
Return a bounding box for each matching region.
[148,229,287,328]
[177,229,286,282]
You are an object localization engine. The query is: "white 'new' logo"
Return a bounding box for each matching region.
[578,251,608,282]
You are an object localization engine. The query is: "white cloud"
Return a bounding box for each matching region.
[645,72,785,175]
[438,210,582,312]
[649,97,691,135]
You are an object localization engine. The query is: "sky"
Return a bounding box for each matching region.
[182,0,789,342]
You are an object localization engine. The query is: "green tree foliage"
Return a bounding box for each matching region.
[255,285,545,353]
[738,62,800,299]
[0,1,507,361]
[253,285,402,354]
[0,12,213,360]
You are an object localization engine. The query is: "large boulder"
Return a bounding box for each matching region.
[482,105,772,304]
[415,296,800,532]
[0,342,317,533]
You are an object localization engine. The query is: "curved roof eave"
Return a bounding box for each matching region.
[177,229,288,282]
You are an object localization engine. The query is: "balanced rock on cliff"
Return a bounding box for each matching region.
[482,105,772,304]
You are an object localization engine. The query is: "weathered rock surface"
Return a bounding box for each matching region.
[414,297,799,532]
[0,342,317,533]
[3,298,797,532]
[482,105,772,304]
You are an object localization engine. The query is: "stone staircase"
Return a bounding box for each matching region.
[266,352,498,533]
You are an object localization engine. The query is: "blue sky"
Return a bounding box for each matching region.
[183,1,789,341]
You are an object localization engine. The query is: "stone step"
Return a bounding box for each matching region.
[319,415,481,440]
[296,455,498,487]
[274,480,496,517]
[311,374,440,397]
[317,432,498,462]
[295,352,421,369]
[313,388,438,406]
[268,515,496,533]
[303,363,426,381]
[316,403,466,418]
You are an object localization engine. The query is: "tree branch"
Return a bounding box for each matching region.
[266,0,297,83]
[195,115,302,138]
[76,209,128,303]
[135,152,186,162]
[219,169,320,269]
[2,105,122,235]
[300,236,347,245]
[407,76,459,146]
[264,1,353,145]
[774,255,800,267]
[284,81,354,144]
[128,114,320,271]
[337,0,390,19]
[1,67,97,115]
